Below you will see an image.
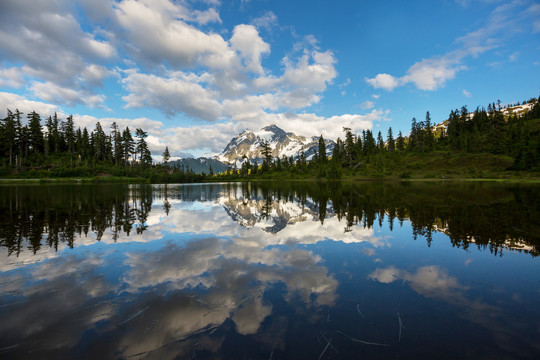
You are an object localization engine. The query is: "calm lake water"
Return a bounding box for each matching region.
[0,182,539,359]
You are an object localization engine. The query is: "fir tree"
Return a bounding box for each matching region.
[63,115,75,154]
[343,127,355,164]
[93,122,106,161]
[1,110,16,165]
[135,128,151,167]
[396,130,405,151]
[111,122,123,166]
[387,127,395,152]
[122,127,134,166]
[261,140,272,171]
[425,111,434,151]
[162,146,170,164]
[318,135,327,163]
[27,111,44,154]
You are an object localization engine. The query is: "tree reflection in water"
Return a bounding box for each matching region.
[1,181,537,257]
[0,182,539,359]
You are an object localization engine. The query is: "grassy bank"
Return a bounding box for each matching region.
[212,151,540,183]
[0,176,151,184]
[2,151,539,184]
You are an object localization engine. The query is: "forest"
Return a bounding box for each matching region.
[0,110,205,182]
[217,98,540,180]
[0,97,539,181]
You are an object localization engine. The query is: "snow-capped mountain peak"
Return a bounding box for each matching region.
[216,125,334,165]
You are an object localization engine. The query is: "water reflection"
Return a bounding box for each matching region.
[1,182,538,258]
[0,182,539,359]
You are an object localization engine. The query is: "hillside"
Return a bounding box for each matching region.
[168,157,228,175]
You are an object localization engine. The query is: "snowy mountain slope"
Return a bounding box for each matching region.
[216,124,335,165]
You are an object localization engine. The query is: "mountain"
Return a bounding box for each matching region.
[216,124,335,166]
[166,124,334,174]
[168,157,229,174]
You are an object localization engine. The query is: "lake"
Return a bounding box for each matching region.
[0,182,539,359]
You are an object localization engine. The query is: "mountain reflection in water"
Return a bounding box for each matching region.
[0,182,539,359]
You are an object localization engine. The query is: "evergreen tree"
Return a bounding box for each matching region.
[489,108,507,154]
[162,146,170,164]
[45,114,59,154]
[387,127,395,152]
[93,122,107,161]
[135,128,149,164]
[13,109,24,164]
[425,111,434,151]
[63,115,75,154]
[75,128,83,160]
[396,130,405,151]
[447,110,459,148]
[81,128,91,159]
[27,111,44,154]
[1,110,16,165]
[318,135,327,163]
[355,133,363,157]
[343,127,356,164]
[122,127,134,166]
[331,139,342,163]
[261,140,272,171]
[377,131,385,152]
[141,147,152,166]
[111,122,123,166]
[364,130,376,155]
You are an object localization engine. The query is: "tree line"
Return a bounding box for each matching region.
[1,96,538,180]
[0,109,206,181]
[0,110,152,168]
[2,181,537,257]
[217,97,540,179]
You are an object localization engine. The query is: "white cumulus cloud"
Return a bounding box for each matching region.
[365,73,401,91]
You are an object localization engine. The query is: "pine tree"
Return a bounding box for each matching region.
[396,130,405,151]
[424,111,434,151]
[13,109,24,164]
[331,139,341,163]
[377,131,385,152]
[111,122,123,166]
[364,130,376,155]
[387,127,395,151]
[93,122,106,161]
[135,128,149,165]
[27,111,44,154]
[489,107,507,154]
[318,135,327,163]
[63,115,75,154]
[45,114,59,154]
[122,127,134,167]
[81,128,91,159]
[409,117,418,151]
[1,110,16,165]
[75,128,82,159]
[261,140,272,171]
[343,127,355,164]
[141,147,152,166]
[162,146,170,164]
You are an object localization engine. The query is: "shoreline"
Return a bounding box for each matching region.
[1,175,539,184]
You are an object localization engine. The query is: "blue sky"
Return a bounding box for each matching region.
[0,0,539,159]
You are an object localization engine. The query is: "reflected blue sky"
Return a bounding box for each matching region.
[0,183,539,359]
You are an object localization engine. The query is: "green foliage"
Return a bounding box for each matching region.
[1,98,539,182]
[214,97,539,181]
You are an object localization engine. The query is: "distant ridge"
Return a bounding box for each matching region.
[168,157,228,174]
